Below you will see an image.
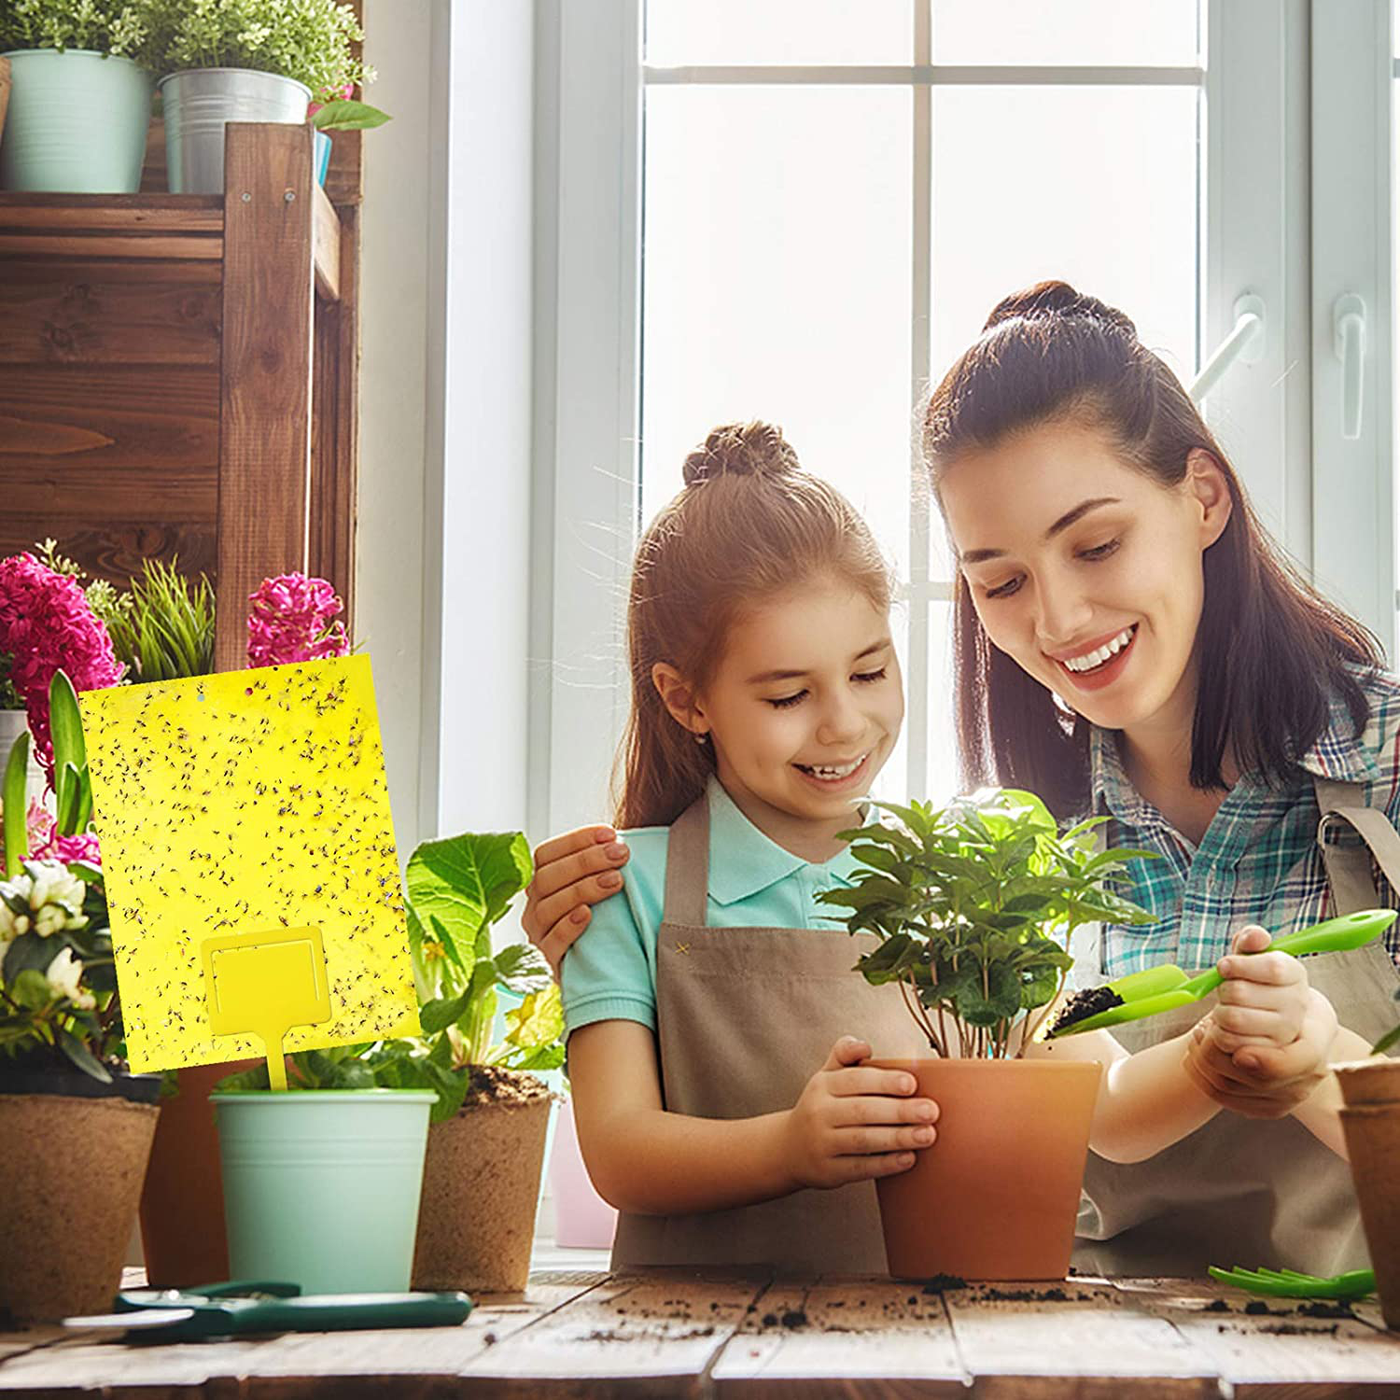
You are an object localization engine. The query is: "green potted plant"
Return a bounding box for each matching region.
[0,671,163,1321]
[144,0,373,193]
[817,786,1155,1280]
[308,90,388,187]
[105,555,215,682]
[402,830,564,1293]
[0,0,154,192]
[210,832,563,1296]
[1335,990,1400,1328]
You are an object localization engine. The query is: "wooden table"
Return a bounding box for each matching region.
[3,1269,1399,1397]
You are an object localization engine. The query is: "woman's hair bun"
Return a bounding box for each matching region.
[982,279,1137,339]
[682,420,801,488]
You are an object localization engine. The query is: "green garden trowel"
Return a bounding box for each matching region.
[1047,908,1396,1038]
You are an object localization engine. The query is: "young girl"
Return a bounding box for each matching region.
[560,419,1319,1274]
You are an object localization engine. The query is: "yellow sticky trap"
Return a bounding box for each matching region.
[203,927,332,1091]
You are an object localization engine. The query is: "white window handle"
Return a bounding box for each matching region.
[1333,294,1366,440]
[1189,294,1264,405]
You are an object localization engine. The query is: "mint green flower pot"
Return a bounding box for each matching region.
[0,50,151,193]
[211,1090,436,1294]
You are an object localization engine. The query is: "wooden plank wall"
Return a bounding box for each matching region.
[0,237,222,588]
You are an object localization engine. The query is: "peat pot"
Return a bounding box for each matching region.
[158,67,309,194]
[211,1089,434,1294]
[413,1068,554,1293]
[0,49,150,192]
[0,1065,161,1320]
[872,1057,1102,1280]
[1336,1058,1400,1329]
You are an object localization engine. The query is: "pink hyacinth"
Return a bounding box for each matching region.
[0,554,124,776]
[26,798,54,853]
[32,828,101,867]
[246,573,350,669]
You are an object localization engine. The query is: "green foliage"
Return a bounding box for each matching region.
[0,670,120,1082]
[105,557,214,682]
[817,788,1157,1060]
[141,0,372,93]
[217,831,565,1122]
[1373,987,1400,1055]
[311,98,389,131]
[0,0,153,62]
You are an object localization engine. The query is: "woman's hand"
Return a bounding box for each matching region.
[1182,926,1338,1117]
[522,826,631,976]
[782,1036,939,1190]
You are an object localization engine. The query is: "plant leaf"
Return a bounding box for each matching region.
[405,832,532,959]
[48,670,86,771]
[56,1027,112,1082]
[3,729,29,879]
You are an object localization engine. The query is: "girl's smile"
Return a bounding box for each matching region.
[655,575,903,862]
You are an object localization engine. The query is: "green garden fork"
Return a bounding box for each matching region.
[1207,1265,1377,1301]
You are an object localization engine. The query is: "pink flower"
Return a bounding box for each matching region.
[26,798,54,853]
[246,573,350,669]
[32,828,101,867]
[0,554,124,776]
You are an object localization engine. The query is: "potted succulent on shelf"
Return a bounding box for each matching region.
[144,0,373,193]
[817,787,1155,1280]
[0,671,162,1322]
[0,0,154,192]
[1335,989,1400,1328]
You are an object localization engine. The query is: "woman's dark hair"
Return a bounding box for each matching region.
[613,421,893,829]
[922,279,1381,817]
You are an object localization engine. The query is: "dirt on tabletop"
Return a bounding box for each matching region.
[455,1065,552,1110]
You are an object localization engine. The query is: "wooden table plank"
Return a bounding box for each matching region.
[1115,1278,1400,1398]
[0,1272,603,1399]
[457,1269,769,1397]
[943,1278,1219,1399]
[710,1276,967,1397]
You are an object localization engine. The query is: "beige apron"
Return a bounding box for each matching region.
[610,794,929,1274]
[1072,775,1400,1276]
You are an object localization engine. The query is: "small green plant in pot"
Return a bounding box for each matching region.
[0,0,155,192]
[401,830,564,1293]
[0,671,164,1320]
[1334,987,1400,1328]
[817,787,1155,1280]
[145,0,374,193]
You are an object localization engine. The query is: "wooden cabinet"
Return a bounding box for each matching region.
[0,121,360,670]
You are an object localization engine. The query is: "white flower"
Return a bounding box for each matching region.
[28,861,85,914]
[34,902,84,938]
[0,902,29,940]
[45,947,94,1010]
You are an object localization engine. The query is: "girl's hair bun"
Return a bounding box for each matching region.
[982,279,1137,339]
[682,420,801,488]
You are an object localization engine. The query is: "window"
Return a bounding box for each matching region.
[534,2,1392,835]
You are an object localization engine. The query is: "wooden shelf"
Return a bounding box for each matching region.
[0,188,342,302]
[0,124,359,663]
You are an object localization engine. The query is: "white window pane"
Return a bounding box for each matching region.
[929,86,1199,572]
[645,0,913,67]
[932,0,1199,66]
[641,87,914,581]
[910,598,959,805]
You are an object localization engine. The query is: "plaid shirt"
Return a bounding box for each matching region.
[1093,668,1400,977]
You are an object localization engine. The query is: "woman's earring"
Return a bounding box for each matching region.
[695,731,710,745]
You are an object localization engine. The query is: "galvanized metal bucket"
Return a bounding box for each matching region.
[0,49,151,193]
[159,67,309,195]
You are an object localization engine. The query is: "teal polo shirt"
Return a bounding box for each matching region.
[560,777,869,1038]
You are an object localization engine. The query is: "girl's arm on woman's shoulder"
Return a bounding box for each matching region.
[568,1020,798,1215]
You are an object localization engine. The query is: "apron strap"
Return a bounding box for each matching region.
[1312,774,1400,914]
[661,791,711,928]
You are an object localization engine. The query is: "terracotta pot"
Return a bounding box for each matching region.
[1336,1059,1400,1329]
[412,1070,553,1292]
[0,1076,159,1320]
[871,1057,1102,1280]
[138,1059,258,1287]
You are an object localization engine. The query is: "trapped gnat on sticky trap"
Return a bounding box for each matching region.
[79,655,420,1076]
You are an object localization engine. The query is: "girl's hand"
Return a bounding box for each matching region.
[522,826,631,977]
[783,1035,939,1190]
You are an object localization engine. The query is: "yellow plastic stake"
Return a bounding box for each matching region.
[202,926,332,1091]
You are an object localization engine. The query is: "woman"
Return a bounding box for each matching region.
[524,281,1400,1275]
